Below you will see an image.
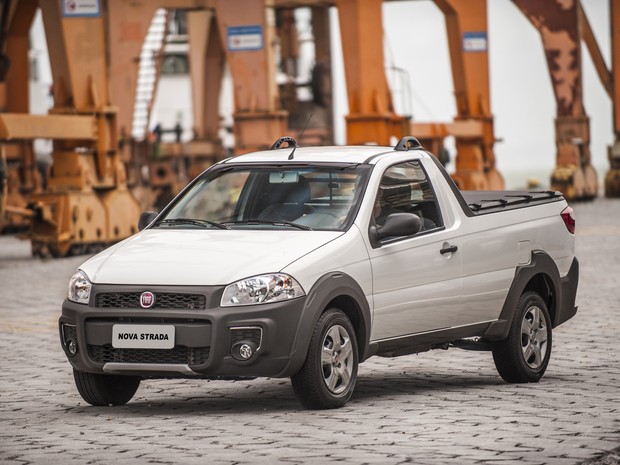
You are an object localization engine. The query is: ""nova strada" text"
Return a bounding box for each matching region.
[117,332,169,341]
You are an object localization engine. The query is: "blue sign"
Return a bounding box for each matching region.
[227,25,263,52]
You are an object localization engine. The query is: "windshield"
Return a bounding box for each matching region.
[155,164,371,231]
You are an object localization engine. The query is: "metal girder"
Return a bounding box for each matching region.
[513,0,598,200]
[184,9,225,176]
[84,0,214,142]
[606,0,620,197]
[107,1,163,146]
[579,2,612,98]
[213,0,287,153]
[0,114,96,140]
[188,9,224,140]
[2,0,37,113]
[433,0,503,190]
[22,1,142,256]
[335,0,408,145]
[0,0,39,231]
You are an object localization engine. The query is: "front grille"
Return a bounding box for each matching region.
[87,345,210,365]
[96,292,206,309]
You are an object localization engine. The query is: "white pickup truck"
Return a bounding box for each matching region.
[59,137,579,409]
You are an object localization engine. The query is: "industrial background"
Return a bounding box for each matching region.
[0,1,619,464]
[0,0,619,257]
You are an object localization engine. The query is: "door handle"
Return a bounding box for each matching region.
[440,244,458,255]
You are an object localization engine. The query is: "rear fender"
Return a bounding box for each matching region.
[483,251,578,340]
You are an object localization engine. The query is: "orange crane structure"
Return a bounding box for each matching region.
[0,0,41,231]
[605,0,620,197]
[412,0,504,191]
[513,0,598,200]
[0,0,142,256]
[1,0,619,257]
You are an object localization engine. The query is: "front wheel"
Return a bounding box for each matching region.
[492,291,552,383]
[73,369,141,406]
[291,309,358,409]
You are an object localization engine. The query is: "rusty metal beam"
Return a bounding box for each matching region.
[606,0,620,197]
[579,2,612,98]
[412,120,485,139]
[513,0,597,200]
[107,1,161,143]
[213,0,288,153]
[0,114,96,140]
[3,0,37,113]
[335,0,407,145]
[432,0,502,190]
[188,9,225,139]
[612,0,620,135]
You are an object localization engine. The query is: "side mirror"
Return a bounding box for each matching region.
[369,212,422,247]
[138,211,158,231]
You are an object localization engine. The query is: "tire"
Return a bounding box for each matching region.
[291,308,358,409]
[73,369,141,406]
[492,291,552,383]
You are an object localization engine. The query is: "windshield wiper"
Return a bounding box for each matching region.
[158,218,231,230]
[224,219,312,231]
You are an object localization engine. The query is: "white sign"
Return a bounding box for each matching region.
[463,32,487,52]
[227,25,263,52]
[112,324,175,349]
[62,0,101,17]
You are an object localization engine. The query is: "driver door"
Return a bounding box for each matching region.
[368,160,462,341]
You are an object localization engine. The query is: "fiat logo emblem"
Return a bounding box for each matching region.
[140,291,155,308]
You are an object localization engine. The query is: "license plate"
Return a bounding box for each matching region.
[112,324,175,349]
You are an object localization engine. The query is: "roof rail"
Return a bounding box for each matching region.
[394,136,422,151]
[270,137,298,150]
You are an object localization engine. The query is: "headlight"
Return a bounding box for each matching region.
[68,270,92,304]
[221,273,305,307]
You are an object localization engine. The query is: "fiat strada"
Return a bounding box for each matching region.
[59,136,578,409]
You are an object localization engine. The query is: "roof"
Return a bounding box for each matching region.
[223,145,423,165]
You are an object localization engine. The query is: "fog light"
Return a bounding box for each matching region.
[66,339,78,357]
[239,344,253,359]
[231,341,257,361]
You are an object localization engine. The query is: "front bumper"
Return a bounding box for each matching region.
[59,284,307,378]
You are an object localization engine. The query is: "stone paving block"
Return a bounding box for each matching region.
[1,200,619,464]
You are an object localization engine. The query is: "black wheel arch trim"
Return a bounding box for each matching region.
[280,272,372,377]
[483,251,579,341]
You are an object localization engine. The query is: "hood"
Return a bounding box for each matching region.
[80,229,341,286]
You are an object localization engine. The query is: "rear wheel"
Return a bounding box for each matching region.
[73,369,141,406]
[492,291,552,383]
[291,309,358,409]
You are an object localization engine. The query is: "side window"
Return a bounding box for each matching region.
[373,160,443,232]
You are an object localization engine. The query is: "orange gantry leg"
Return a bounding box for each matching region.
[434,0,503,191]
[214,0,287,154]
[513,0,598,200]
[607,0,620,197]
[335,0,408,146]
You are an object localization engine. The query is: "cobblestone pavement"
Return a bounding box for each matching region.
[0,199,619,465]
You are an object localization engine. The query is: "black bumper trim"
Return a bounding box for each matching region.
[556,257,579,327]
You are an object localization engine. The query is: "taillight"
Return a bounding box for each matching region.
[561,206,575,234]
